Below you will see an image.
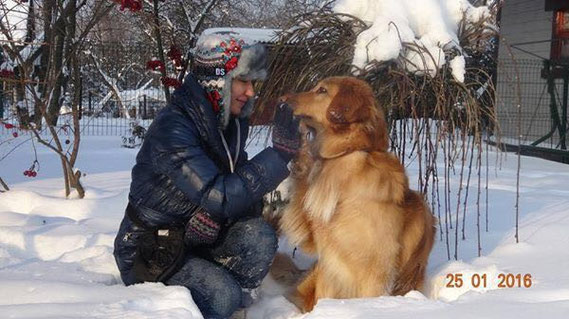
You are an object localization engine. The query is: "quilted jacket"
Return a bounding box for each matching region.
[113,75,289,284]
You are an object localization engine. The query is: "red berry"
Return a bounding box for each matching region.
[23,171,29,176]
[12,132,18,138]
[146,60,165,72]
[31,171,37,177]
[0,69,15,78]
[4,123,14,129]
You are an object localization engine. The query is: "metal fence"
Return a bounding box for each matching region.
[0,90,166,137]
[0,42,168,136]
[75,88,166,136]
[496,59,568,150]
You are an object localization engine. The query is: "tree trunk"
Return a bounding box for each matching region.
[37,0,55,128]
[153,0,171,103]
[61,157,71,197]
[69,169,85,199]
[68,32,85,199]
[25,0,42,126]
[25,0,36,43]
[0,50,3,117]
[47,25,66,126]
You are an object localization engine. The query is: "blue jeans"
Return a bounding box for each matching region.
[166,217,278,319]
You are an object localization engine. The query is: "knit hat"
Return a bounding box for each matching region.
[192,33,268,129]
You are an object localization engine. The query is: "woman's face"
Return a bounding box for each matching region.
[230,78,255,116]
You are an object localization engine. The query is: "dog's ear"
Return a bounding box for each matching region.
[326,84,370,125]
[324,78,390,153]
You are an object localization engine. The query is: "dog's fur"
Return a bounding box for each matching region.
[278,76,436,312]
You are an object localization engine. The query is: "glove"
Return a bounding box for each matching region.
[184,208,222,247]
[272,102,301,162]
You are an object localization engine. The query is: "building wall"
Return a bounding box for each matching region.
[497,0,562,148]
[498,0,553,60]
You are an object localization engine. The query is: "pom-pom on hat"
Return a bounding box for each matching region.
[192,33,267,129]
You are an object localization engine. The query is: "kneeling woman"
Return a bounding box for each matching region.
[113,34,301,319]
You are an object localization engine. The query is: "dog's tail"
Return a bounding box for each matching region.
[392,195,437,295]
[391,228,435,295]
[270,252,306,287]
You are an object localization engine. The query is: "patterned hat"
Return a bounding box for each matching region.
[192,33,268,129]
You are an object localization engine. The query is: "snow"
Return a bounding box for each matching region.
[450,55,466,82]
[1,129,569,318]
[333,0,490,80]
[201,27,280,44]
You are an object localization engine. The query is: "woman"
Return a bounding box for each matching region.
[113,33,300,318]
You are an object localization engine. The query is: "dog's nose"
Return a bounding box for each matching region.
[280,92,297,102]
[276,101,293,112]
[278,94,296,110]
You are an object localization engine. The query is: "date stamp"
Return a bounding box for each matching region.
[445,273,533,289]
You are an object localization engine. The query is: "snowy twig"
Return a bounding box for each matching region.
[177,0,219,82]
[88,51,129,118]
[503,39,522,244]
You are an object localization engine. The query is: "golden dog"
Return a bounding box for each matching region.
[279,76,436,312]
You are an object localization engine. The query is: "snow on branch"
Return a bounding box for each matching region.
[88,50,130,117]
[333,0,492,81]
[0,0,29,42]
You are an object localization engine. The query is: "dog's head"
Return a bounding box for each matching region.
[284,76,388,158]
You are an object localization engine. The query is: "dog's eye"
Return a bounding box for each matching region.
[317,87,327,94]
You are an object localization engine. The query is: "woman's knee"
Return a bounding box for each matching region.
[231,217,278,257]
[166,256,242,318]
[201,280,242,318]
[224,218,278,288]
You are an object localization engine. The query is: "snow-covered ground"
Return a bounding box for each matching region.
[1,131,569,318]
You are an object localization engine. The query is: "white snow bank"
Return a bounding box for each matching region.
[333,0,490,81]
[0,184,203,318]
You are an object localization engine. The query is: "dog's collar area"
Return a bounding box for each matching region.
[317,150,348,159]
[316,147,372,160]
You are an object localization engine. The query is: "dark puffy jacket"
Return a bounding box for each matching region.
[114,75,289,283]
